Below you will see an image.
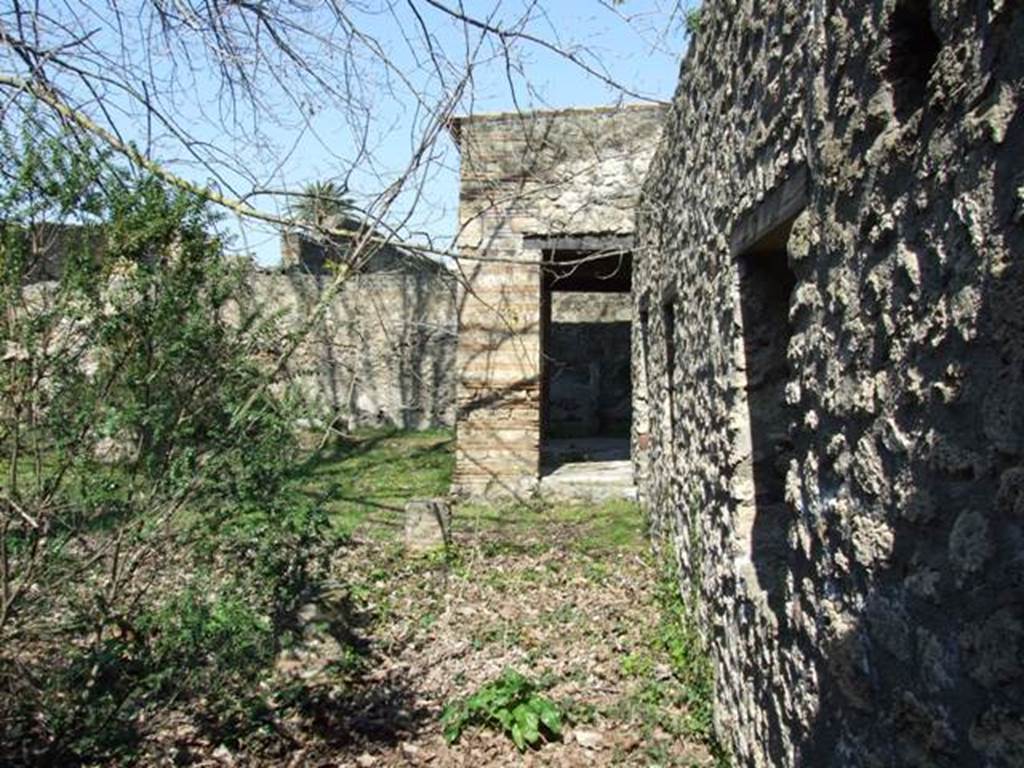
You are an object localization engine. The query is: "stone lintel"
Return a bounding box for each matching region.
[729,165,809,257]
[522,233,635,253]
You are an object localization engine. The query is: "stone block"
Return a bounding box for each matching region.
[404,498,451,552]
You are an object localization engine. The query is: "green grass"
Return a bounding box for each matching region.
[284,430,727,763]
[292,427,453,537]
[570,499,647,553]
[456,497,646,554]
[604,556,730,766]
[292,428,647,552]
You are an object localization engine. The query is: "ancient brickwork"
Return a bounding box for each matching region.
[452,105,665,496]
[245,268,457,429]
[635,1,1022,766]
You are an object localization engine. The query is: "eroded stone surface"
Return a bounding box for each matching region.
[404,498,451,552]
[634,2,1024,765]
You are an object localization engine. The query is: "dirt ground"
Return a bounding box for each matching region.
[251,502,720,768]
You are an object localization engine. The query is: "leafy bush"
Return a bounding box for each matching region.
[0,120,332,763]
[685,7,704,35]
[31,586,277,762]
[140,584,278,735]
[441,669,564,751]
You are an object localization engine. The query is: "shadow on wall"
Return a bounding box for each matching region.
[448,105,666,499]
[633,1,1024,763]
[452,257,543,500]
[269,264,458,431]
[546,321,632,439]
[694,8,1024,768]
[790,4,1024,765]
[735,226,798,623]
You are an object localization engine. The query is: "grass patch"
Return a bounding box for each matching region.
[296,431,646,553]
[278,431,723,765]
[293,427,453,537]
[456,497,646,554]
[653,560,716,740]
[608,554,730,765]
[571,499,647,553]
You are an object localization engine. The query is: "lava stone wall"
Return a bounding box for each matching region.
[634,1,1023,765]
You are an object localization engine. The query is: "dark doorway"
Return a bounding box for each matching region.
[735,215,798,611]
[538,243,633,472]
[887,0,940,120]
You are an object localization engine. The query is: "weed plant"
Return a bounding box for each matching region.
[441,669,564,751]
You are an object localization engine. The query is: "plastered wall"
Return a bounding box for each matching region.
[245,268,458,430]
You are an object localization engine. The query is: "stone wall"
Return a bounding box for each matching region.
[245,267,458,429]
[281,231,437,275]
[547,292,632,438]
[634,1,1022,766]
[452,105,665,496]
[16,240,458,432]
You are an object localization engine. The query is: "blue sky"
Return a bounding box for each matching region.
[222,1,693,265]
[67,1,692,265]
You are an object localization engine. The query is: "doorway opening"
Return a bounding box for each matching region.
[536,238,633,489]
[734,213,799,609]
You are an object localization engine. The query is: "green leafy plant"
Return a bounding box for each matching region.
[685,7,704,35]
[620,650,655,679]
[0,120,333,763]
[654,561,715,738]
[441,669,564,751]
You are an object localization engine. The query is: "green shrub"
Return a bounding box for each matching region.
[685,7,704,35]
[28,585,277,761]
[141,585,277,735]
[0,121,331,763]
[441,669,564,751]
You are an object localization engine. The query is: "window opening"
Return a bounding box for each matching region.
[887,0,940,120]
